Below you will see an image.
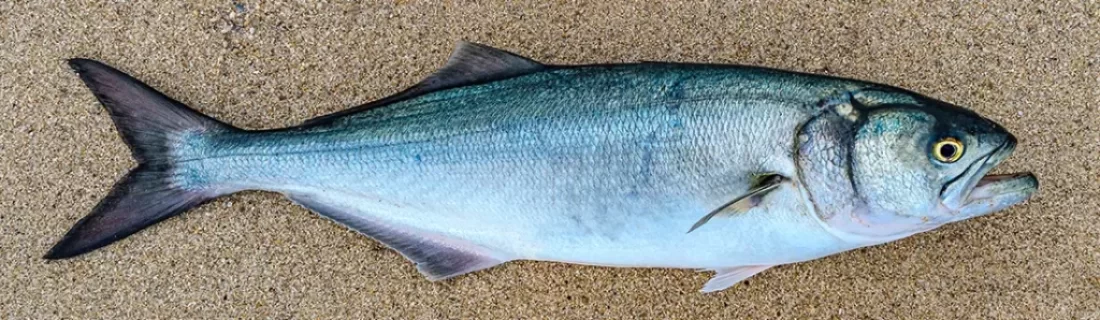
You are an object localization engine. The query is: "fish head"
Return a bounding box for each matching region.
[799,91,1037,242]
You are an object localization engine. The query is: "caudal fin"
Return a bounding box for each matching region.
[44,59,239,259]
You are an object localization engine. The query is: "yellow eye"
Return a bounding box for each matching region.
[932,137,964,163]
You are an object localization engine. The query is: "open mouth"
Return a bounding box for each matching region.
[946,137,1039,218]
[968,172,1038,202]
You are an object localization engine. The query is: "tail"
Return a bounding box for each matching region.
[44,59,241,259]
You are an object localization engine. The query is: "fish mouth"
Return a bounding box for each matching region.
[942,136,1038,218]
[957,172,1038,218]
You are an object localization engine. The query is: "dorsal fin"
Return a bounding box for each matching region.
[301,41,547,126]
[417,41,546,92]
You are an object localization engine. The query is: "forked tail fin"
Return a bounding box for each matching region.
[44,59,240,259]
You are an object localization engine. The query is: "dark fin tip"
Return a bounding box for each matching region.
[46,59,235,259]
[67,58,113,78]
[42,166,216,260]
[67,58,93,70]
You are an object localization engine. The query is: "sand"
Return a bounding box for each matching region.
[2,1,1098,318]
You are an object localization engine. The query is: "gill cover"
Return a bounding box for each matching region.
[796,88,1035,243]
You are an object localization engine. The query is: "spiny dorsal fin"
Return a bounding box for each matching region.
[301,41,546,126]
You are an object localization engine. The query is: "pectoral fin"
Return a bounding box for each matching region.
[701,265,774,293]
[687,174,787,233]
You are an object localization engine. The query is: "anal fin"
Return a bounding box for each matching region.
[287,193,510,281]
[701,265,774,293]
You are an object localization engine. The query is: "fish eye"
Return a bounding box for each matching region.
[932,137,964,163]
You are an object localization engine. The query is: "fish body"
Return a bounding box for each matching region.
[46,42,1038,292]
[198,63,854,268]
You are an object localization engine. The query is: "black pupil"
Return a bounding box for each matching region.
[939,144,957,158]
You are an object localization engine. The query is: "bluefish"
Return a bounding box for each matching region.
[45,42,1038,292]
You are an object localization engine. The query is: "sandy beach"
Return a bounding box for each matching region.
[2,1,1097,318]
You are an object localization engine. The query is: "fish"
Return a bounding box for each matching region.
[44,41,1038,292]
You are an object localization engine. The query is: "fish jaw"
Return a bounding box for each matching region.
[952,173,1038,220]
[940,134,1038,220]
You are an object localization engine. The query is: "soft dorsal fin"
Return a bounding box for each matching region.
[302,41,547,126]
[417,41,546,92]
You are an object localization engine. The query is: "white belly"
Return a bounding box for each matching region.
[278,180,857,270]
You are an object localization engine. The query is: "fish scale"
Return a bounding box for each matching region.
[189,74,839,267]
[45,42,1037,293]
